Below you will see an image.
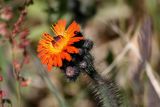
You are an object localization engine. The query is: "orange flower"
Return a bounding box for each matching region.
[37,19,83,71]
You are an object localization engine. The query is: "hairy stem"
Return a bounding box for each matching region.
[82,52,123,107]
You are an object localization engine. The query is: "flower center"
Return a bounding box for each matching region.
[51,35,62,46]
[50,35,68,54]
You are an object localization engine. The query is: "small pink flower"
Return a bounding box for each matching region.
[20,78,31,87]
[19,39,30,48]
[0,90,5,98]
[21,53,30,64]
[19,29,29,39]
[13,60,21,72]
[0,75,3,81]
[0,6,13,20]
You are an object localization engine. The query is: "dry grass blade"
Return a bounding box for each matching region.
[101,43,131,76]
[131,16,160,99]
[138,16,152,62]
[101,24,134,76]
[146,63,160,98]
[101,15,160,101]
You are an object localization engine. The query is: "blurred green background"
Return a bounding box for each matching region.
[0,0,160,107]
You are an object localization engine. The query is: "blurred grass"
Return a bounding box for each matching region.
[0,0,160,107]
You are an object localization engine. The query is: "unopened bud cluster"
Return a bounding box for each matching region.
[60,31,94,81]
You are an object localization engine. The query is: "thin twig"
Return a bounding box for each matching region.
[11,45,21,107]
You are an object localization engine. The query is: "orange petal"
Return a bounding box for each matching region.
[47,56,54,71]
[57,55,62,67]
[68,37,83,45]
[41,55,49,64]
[47,64,52,71]
[39,39,50,45]
[37,47,46,53]
[42,57,49,65]
[47,55,53,65]
[38,41,46,46]
[52,56,56,67]
[52,55,60,67]
[52,19,66,36]
[42,33,53,41]
[37,50,49,58]
[37,45,44,52]
[66,21,80,37]
[64,46,79,53]
[38,52,44,58]
[61,52,72,61]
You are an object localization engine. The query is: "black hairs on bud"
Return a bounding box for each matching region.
[60,35,94,81]
[82,39,93,51]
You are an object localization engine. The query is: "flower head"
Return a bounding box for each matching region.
[37,19,83,71]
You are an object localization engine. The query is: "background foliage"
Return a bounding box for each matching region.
[0,0,160,107]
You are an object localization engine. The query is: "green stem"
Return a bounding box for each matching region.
[16,82,21,107]
[11,45,21,107]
